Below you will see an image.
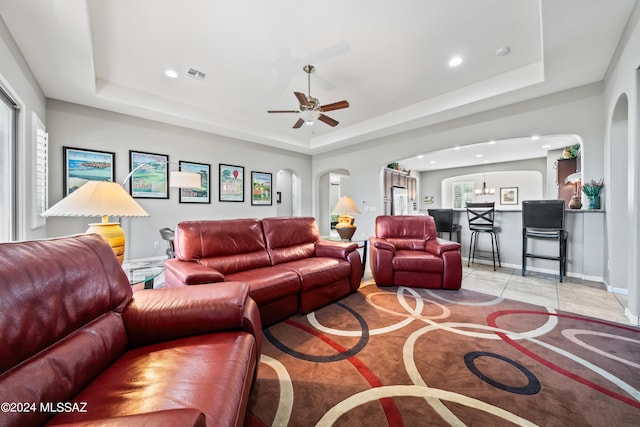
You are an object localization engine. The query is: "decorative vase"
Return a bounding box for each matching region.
[587,196,601,210]
[569,195,582,209]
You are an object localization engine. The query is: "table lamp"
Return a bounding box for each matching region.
[331,196,361,240]
[41,181,149,263]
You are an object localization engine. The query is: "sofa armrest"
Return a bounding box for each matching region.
[425,238,461,256]
[164,258,225,286]
[52,408,205,427]
[316,239,357,259]
[123,281,260,347]
[370,237,396,254]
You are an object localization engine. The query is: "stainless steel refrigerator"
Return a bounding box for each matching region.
[392,186,408,215]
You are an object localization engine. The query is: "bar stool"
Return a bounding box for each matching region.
[428,208,462,242]
[159,227,175,258]
[522,200,567,282]
[466,202,501,270]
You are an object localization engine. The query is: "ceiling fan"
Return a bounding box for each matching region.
[268,65,349,129]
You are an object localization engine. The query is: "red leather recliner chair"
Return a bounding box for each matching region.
[370,215,462,289]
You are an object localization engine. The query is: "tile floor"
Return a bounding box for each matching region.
[460,263,632,325]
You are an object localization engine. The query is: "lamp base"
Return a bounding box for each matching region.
[86,222,125,264]
[335,215,356,241]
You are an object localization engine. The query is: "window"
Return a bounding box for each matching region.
[452,181,474,209]
[32,112,48,229]
[0,87,17,242]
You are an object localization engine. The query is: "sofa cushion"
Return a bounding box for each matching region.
[375,215,438,241]
[392,250,444,273]
[0,234,132,427]
[226,265,300,306]
[175,220,271,275]
[48,333,257,427]
[282,257,352,292]
[262,217,320,265]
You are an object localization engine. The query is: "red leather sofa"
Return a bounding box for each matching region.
[370,215,462,289]
[0,234,261,427]
[164,217,363,326]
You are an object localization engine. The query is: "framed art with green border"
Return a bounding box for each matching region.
[179,161,211,203]
[219,164,244,202]
[63,146,115,196]
[129,150,169,199]
[251,171,272,206]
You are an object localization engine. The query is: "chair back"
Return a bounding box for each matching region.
[428,209,454,233]
[466,202,496,231]
[159,227,175,258]
[522,200,565,230]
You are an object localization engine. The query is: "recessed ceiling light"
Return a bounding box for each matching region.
[531,135,540,140]
[475,154,483,158]
[483,160,489,163]
[448,56,463,67]
[454,146,461,150]
[488,140,496,145]
[165,69,178,79]
[417,155,424,159]
[542,144,552,149]
[430,160,436,164]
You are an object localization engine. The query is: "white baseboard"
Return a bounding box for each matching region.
[464,257,605,283]
[624,308,639,326]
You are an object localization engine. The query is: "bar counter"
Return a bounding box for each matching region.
[449,209,605,281]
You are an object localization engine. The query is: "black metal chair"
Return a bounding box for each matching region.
[159,227,175,258]
[522,200,568,282]
[428,208,462,242]
[466,202,501,270]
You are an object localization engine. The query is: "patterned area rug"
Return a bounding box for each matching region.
[246,283,639,426]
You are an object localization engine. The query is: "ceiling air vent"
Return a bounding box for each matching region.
[187,68,207,80]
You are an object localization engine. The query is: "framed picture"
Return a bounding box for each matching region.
[219,164,244,202]
[251,171,272,206]
[129,151,169,199]
[178,161,210,204]
[63,146,115,196]
[500,187,518,205]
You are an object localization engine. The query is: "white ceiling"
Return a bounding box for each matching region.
[0,0,636,157]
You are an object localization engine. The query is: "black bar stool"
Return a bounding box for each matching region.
[522,200,567,282]
[428,208,462,242]
[466,202,501,270]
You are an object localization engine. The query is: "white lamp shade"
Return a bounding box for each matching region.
[331,196,361,215]
[42,181,149,218]
[170,171,201,188]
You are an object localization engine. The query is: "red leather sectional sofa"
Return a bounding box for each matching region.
[164,217,363,326]
[0,234,261,427]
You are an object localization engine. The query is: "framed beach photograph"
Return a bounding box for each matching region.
[179,161,210,204]
[500,187,518,205]
[63,146,116,196]
[129,151,169,199]
[251,171,272,206]
[219,164,244,202]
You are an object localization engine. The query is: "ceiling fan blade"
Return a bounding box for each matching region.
[318,114,339,127]
[320,100,349,112]
[267,110,299,113]
[294,91,311,108]
[293,118,305,129]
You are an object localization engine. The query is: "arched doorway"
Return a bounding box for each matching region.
[317,168,351,236]
[276,169,301,217]
[607,94,629,299]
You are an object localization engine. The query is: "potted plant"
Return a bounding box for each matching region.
[581,178,603,209]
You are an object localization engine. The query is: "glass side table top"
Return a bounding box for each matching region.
[121,259,165,289]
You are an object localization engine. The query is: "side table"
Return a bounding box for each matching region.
[121,259,165,289]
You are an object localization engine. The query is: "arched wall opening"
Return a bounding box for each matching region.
[276,169,301,217]
[317,168,351,237]
[607,94,629,297]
